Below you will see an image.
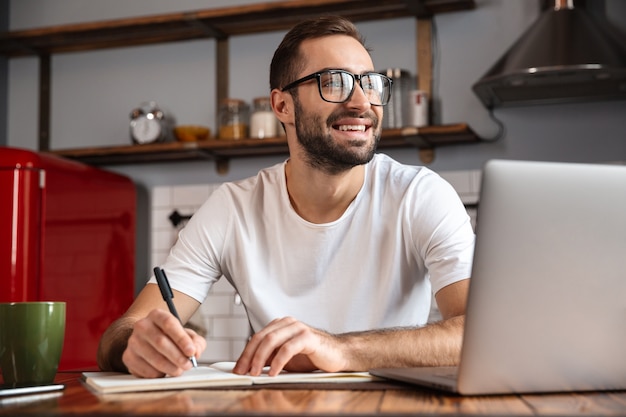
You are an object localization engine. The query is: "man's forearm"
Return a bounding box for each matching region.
[338,315,465,370]
[97,317,135,372]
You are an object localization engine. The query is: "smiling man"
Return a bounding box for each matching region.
[98,16,475,379]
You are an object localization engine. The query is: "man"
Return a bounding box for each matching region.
[98,16,474,379]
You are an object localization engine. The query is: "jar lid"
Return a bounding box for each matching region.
[220,98,248,109]
[253,96,271,105]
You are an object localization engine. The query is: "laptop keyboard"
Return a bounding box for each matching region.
[433,368,458,380]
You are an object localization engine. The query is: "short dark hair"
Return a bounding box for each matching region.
[269,15,368,91]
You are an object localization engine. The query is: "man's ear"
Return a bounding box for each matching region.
[271,89,293,124]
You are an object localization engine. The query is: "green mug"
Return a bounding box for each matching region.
[0,302,66,387]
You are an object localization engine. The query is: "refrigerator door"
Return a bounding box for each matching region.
[0,158,44,301]
[1,147,135,370]
[41,155,136,370]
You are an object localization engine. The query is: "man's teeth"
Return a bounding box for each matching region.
[337,125,366,132]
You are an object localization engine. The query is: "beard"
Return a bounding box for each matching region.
[293,97,381,175]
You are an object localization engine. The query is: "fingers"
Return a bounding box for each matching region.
[187,328,207,357]
[123,309,203,378]
[233,317,296,376]
[266,333,314,376]
[233,317,333,377]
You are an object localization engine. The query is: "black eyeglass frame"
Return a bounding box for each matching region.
[281,69,393,106]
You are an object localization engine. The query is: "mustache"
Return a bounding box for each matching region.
[327,110,379,128]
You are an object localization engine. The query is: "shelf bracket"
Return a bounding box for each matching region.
[417,18,433,125]
[182,15,227,39]
[216,37,229,120]
[215,158,230,175]
[418,148,435,164]
[38,54,51,151]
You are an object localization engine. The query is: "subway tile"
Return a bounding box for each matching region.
[470,169,482,194]
[152,229,178,251]
[231,295,247,316]
[172,185,211,207]
[151,186,172,208]
[199,294,233,316]
[150,251,170,271]
[199,339,232,363]
[207,183,222,194]
[438,170,479,205]
[438,170,472,195]
[212,317,251,339]
[186,308,209,337]
[211,278,237,294]
[152,207,175,230]
[231,339,248,360]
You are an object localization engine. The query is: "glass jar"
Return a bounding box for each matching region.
[218,98,249,140]
[250,97,277,139]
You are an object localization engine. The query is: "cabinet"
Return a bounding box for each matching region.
[0,0,480,169]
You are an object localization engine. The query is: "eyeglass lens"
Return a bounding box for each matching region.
[319,71,390,105]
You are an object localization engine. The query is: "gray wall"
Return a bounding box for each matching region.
[0,0,8,146]
[5,0,626,183]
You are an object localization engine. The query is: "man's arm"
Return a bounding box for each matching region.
[97,283,205,377]
[340,278,469,370]
[233,279,470,376]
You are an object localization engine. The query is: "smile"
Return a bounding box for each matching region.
[336,125,367,132]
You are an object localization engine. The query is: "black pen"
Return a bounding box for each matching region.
[153,266,198,368]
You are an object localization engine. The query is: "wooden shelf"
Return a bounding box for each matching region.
[0,0,475,57]
[1,0,480,168]
[47,124,480,168]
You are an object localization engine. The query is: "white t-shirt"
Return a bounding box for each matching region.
[155,153,475,333]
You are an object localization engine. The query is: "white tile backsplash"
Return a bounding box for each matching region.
[151,207,175,230]
[151,186,172,208]
[198,293,232,316]
[172,185,213,207]
[200,340,231,364]
[212,317,251,339]
[439,169,481,204]
[152,229,177,251]
[211,276,236,293]
[149,170,480,361]
[150,183,249,362]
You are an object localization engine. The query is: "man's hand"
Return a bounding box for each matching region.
[122,309,206,378]
[232,317,348,376]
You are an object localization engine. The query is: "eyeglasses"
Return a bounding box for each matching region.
[281,69,393,106]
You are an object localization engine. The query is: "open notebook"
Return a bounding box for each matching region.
[83,362,375,394]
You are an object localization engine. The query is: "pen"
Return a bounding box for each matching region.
[153,266,198,368]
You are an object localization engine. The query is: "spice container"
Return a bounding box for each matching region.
[379,68,415,129]
[218,98,249,140]
[250,97,277,139]
[408,90,429,127]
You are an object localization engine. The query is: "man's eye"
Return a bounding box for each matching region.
[322,78,343,88]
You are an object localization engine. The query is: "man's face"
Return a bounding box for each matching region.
[290,35,384,174]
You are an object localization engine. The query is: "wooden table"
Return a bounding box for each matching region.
[1,371,625,416]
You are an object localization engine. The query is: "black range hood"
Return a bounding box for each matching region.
[473,0,626,109]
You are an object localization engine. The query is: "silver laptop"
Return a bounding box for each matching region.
[371,159,626,395]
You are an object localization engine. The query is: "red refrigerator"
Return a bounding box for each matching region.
[0,147,135,370]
